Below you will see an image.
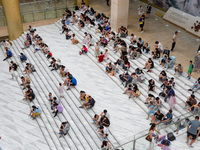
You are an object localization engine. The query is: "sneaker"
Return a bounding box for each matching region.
[188,89,192,91]
[188,145,193,148]
[79,106,84,108]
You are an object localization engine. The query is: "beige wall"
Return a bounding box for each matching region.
[111,0,129,32]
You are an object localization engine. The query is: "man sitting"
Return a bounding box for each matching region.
[151,109,164,124]
[174,64,183,76]
[25,85,35,101]
[162,109,173,125]
[79,96,95,109]
[19,53,27,62]
[9,61,18,79]
[188,77,200,92]
[185,94,197,111]
[164,56,176,69]
[3,48,12,61]
[98,126,109,140]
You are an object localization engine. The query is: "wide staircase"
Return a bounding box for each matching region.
[1,9,199,150]
[52,10,199,149]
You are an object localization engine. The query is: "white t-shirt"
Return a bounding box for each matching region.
[172,34,177,42]
[158,42,163,51]
[103,127,108,135]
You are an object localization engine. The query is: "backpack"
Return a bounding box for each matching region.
[161,139,171,145]
[136,90,141,96]
[167,132,176,141]
[26,77,31,84]
[159,92,166,97]
[8,41,12,46]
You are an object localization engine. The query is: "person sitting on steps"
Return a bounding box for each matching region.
[29,105,42,119]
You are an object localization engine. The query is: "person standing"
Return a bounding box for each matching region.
[146,123,160,150]
[187,60,194,80]
[171,31,178,51]
[146,3,152,18]
[139,15,145,33]
[193,51,200,72]
[186,116,200,148]
[106,0,109,6]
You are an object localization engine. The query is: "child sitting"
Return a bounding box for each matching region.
[80,45,88,55]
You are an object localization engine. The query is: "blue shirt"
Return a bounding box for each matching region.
[33,106,42,114]
[168,89,175,97]
[7,50,12,56]
[166,113,173,120]
[20,54,27,61]
[72,77,77,85]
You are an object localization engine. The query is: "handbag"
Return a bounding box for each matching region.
[145,135,152,142]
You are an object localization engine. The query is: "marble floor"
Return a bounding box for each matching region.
[90,0,200,79]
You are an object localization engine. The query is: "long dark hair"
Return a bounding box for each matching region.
[149,123,156,131]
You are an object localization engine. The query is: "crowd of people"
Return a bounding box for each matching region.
[57,2,200,149]
[2,2,200,150]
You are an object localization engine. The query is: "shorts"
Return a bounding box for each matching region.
[188,70,192,74]
[140,24,144,28]
[187,132,197,140]
[186,101,193,107]
[88,105,93,108]
[155,118,161,123]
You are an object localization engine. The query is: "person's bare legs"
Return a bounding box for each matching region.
[189,138,196,146]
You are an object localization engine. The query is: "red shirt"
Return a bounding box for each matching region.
[84,47,88,52]
[98,55,104,62]
[48,52,52,56]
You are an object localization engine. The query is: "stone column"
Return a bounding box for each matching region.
[111,0,129,32]
[1,0,23,40]
[76,0,89,6]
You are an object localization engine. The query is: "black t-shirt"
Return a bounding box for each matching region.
[151,60,154,68]
[154,112,164,121]
[149,81,155,87]
[104,117,110,125]
[98,26,103,32]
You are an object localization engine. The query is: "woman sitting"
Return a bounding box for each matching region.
[88,35,94,48]
[143,42,150,53]
[159,70,167,82]
[148,79,155,92]
[59,122,70,138]
[144,58,154,72]
[144,94,155,104]
[152,48,160,59]
[129,84,140,98]
[137,70,145,83]
[60,65,68,77]
[71,34,79,44]
[24,63,36,75]
[78,20,85,30]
